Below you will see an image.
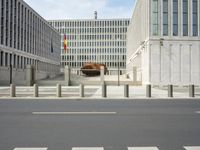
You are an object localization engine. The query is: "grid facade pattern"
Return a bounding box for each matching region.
[48,19,130,75]
[127,0,200,85]
[0,0,60,74]
[151,0,200,37]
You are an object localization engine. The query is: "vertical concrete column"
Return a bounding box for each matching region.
[79,84,84,98]
[168,85,173,97]
[133,66,137,82]
[189,85,195,97]
[65,65,70,86]
[56,84,61,97]
[100,66,105,83]
[33,84,38,97]
[146,84,151,98]
[124,84,129,98]
[10,84,16,97]
[2,52,5,66]
[102,82,107,98]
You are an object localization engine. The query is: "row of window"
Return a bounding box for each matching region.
[61,48,126,55]
[62,55,126,61]
[49,20,130,28]
[61,61,126,68]
[63,41,126,48]
[56,27,128,34]
[152,0,199,36]
[62,34,126,41]
[0,0,60,61]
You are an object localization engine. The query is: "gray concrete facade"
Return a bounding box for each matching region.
[0,0,61,84]
[48,18,130,75]
[127,0,200,85]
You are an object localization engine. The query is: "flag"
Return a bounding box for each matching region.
[64,34,68,53]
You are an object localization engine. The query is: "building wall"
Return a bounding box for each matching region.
[127,0,200,85]
[127,0,150,80]
[48,19,130,75]
[0,0,61,84]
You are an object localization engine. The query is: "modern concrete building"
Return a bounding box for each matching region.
[127,0,200,85]
[48,15,129,75]
[0,0,61,84]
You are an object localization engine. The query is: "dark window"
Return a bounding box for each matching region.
[183,0,188,36]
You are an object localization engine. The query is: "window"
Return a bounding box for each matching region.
[173,0,178,36]
[183,0,188,36]
[192,0,198,36]
[163,0,168,36]
[152,0,159,36]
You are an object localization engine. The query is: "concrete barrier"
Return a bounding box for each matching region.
[79,84,84,97]
[189,85,195,97]
[10,84,16,97]
[124,85,129,98]
[146,84,151,98]
[102,82,107,98]
[33,84,38,97]
[168,85,173,97]
[56,84,61,97]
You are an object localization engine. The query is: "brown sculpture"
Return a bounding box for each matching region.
[81,63,108,76]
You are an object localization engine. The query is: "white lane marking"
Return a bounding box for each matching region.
[184,146,200,150]
[72,147,104,150]
[195,111,200,114]
[14,148,48,150]
[128,147,159,150]
[32,112,117,115]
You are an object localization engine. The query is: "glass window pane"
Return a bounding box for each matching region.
[173,0,178,36]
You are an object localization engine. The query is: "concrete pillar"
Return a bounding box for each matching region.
[26,65,35,86]
[189,85,195,97]
[79,84,84,98]
[133,66,137,82]
[124,84,129,98]
[102,82,107,98]
[168,85,173,97]
[56,84,61,97]
[100,66,105,83]
[65,65,70,86]
[146,84,151,98]
[10,84,16,97]
[33,84,38,97]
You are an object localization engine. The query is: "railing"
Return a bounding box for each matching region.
[5,84,197,98]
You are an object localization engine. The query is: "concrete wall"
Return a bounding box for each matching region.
[126,0,150,78]
[142,38,200,85]
[0,66,52,85]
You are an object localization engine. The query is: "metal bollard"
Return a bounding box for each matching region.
[168,85,173,97]
[146,84,151,98]
[33,84,38,97]
[124,85,129,98]
[189,85,195,97]
[56,84,61,97]
[10,84,16,97]
[102,82,107,98]
[79,84,84,98]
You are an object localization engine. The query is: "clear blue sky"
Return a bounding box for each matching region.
[24,0,136,20]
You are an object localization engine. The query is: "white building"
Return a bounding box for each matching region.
[0,0,61,84]
[48,15,130,75]
[127,0,200,85]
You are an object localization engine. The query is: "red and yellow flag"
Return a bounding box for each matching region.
[64,34,67,53]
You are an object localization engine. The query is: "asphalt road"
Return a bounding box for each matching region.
[0,99,200,150]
